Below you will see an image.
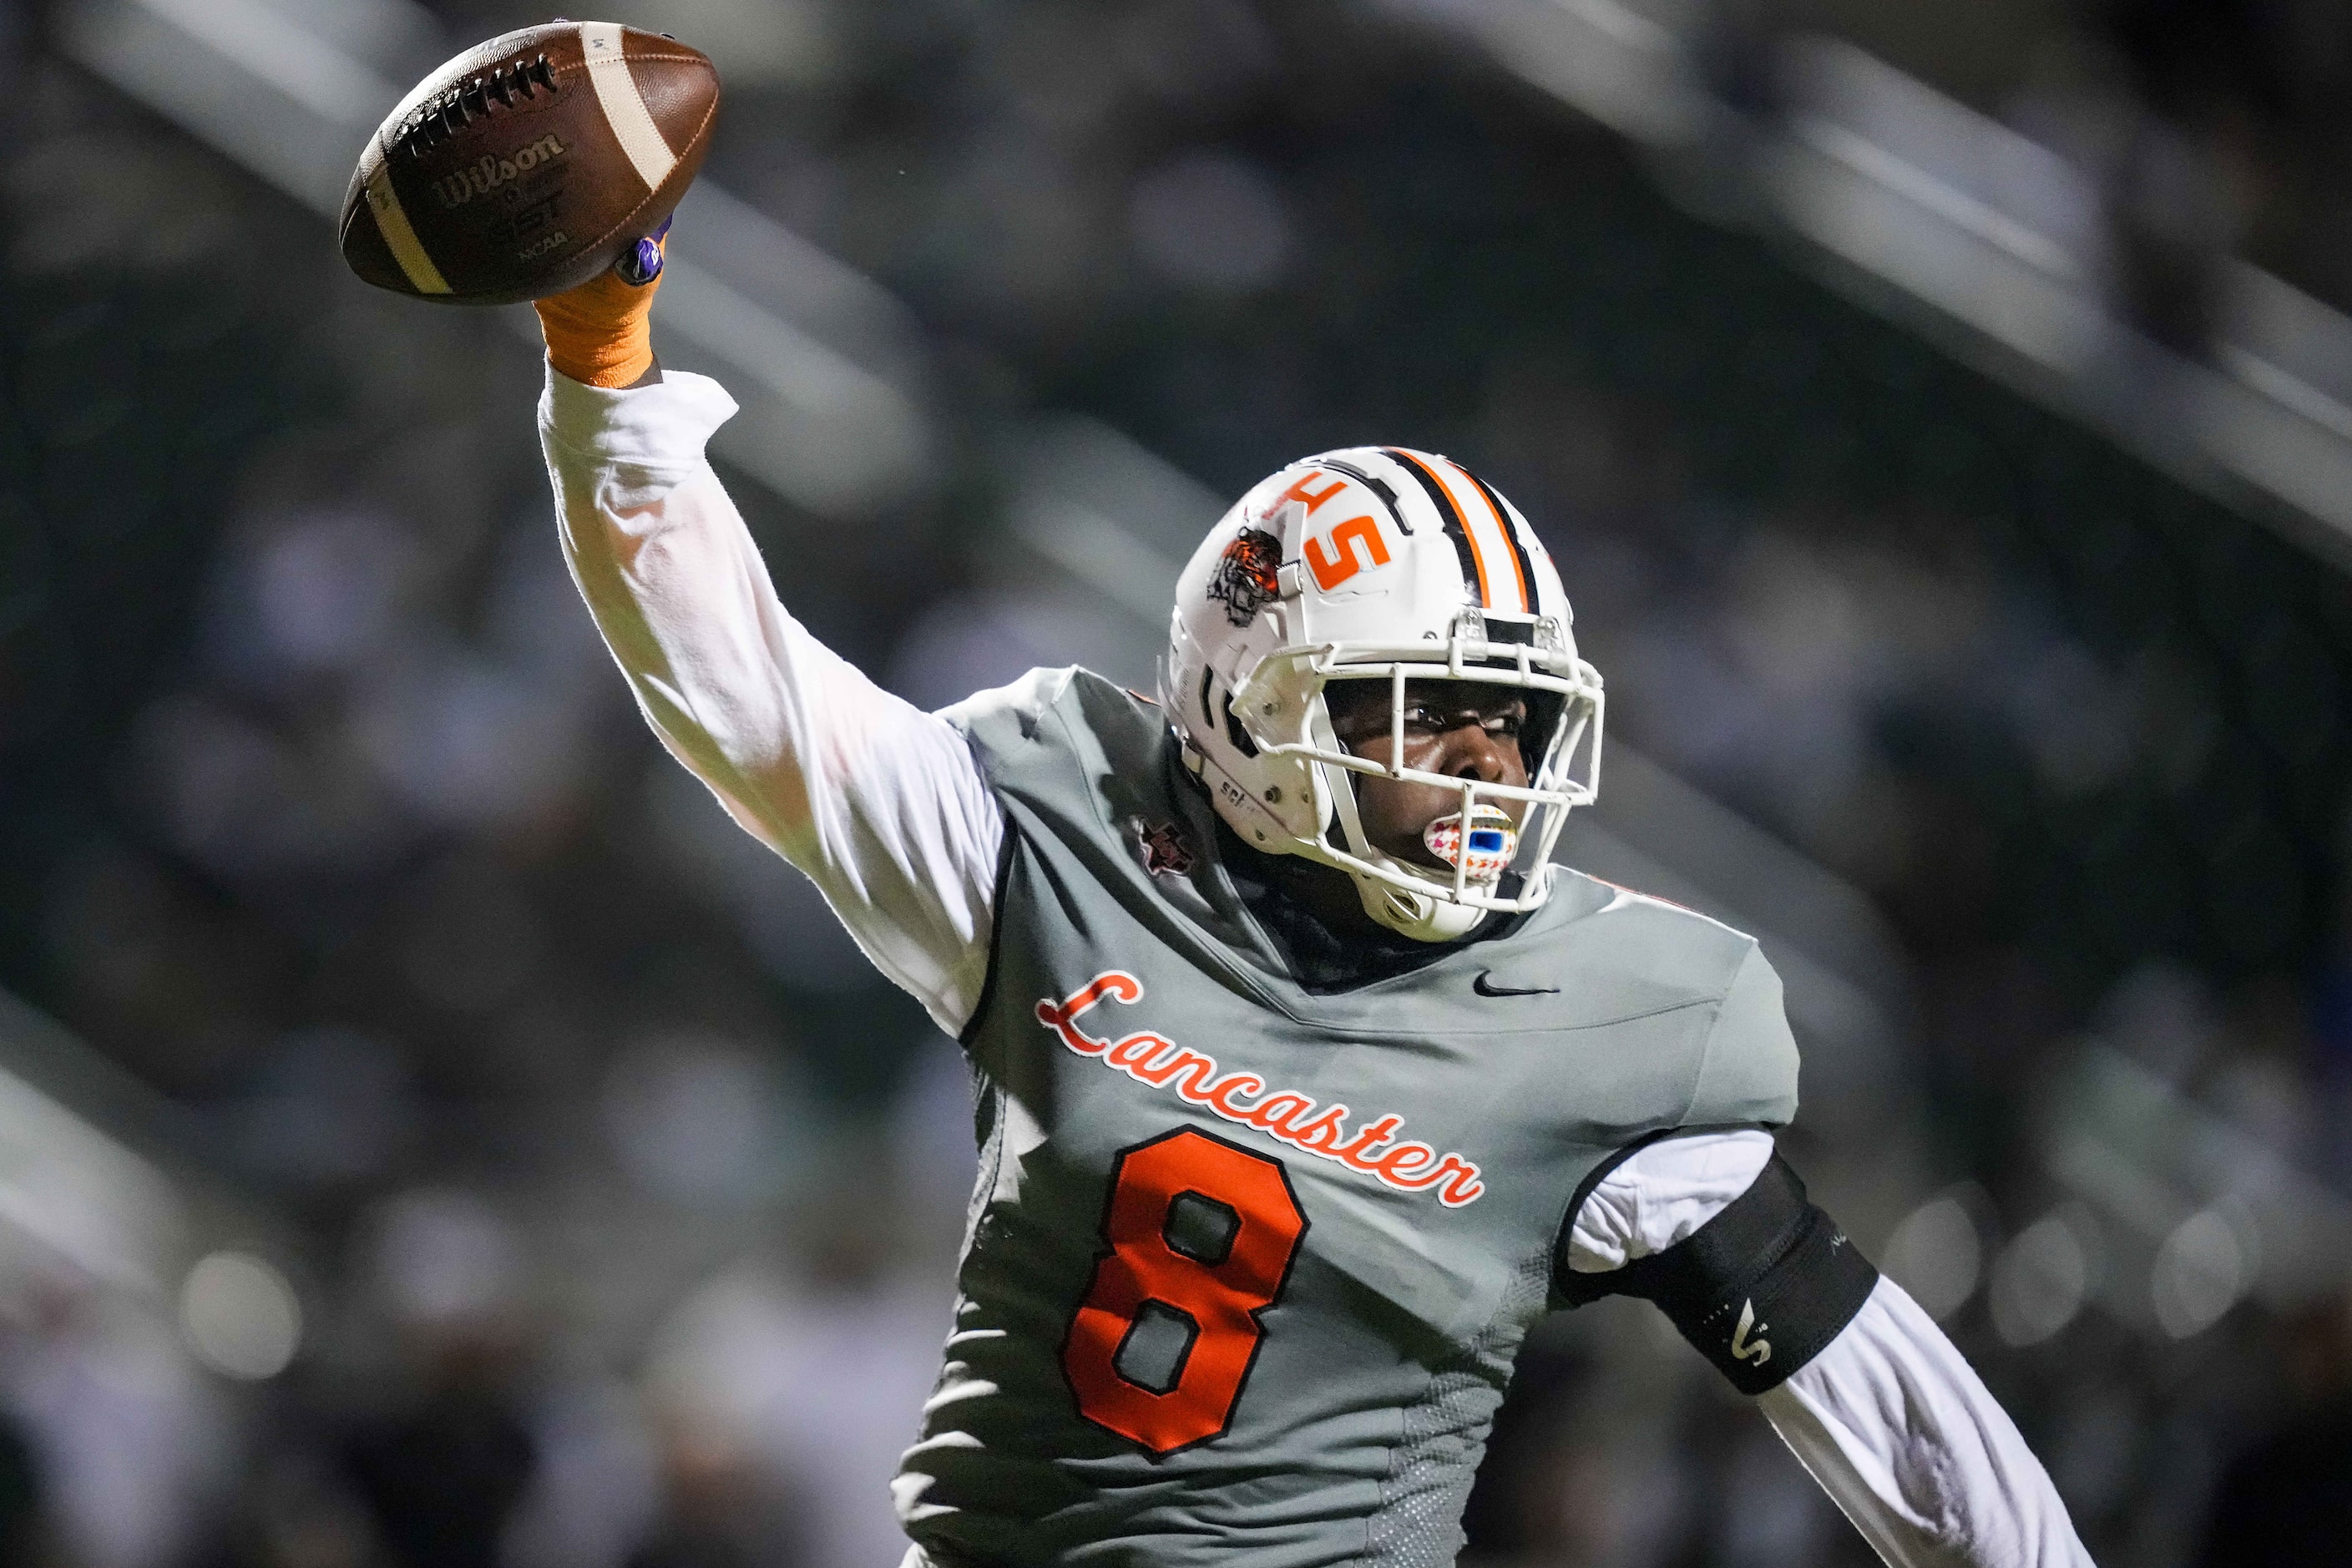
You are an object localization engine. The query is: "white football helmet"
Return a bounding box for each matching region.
[1162,446,1605,942]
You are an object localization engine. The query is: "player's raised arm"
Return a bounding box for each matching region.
[1558,950,2094,1568]
[533,248,1004,1034]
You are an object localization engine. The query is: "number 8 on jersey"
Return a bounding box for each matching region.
[1061,1129,1310,1453]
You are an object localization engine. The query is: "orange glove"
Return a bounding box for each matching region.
[534,224,668,388]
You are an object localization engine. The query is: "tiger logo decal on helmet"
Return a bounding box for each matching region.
[1206,527,1282,628]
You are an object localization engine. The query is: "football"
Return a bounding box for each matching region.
[340,21,719,305]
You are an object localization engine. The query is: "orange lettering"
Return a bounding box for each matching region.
[1304,516,1390,591]
[1107,1032,1178,1070]
[1035,973,1143,1055]
[1244,1092,1315,1135]
[1386,1151,1476,1192]
[1030,972,1485,1208]
[1287,1105,1352,1151]
[1205,1073,1266,1116]
[1372,1142,1439,1181]
[1132,1049,1218,1097]
[1278,471,1348,513]
[1434,1156,1485,1206]
[1333,1115,1404,1170]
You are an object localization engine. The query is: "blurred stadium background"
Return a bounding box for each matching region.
[2,0,2350,1561]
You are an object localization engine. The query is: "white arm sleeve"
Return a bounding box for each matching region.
[1760,1281,2096,1568]
[539,367,1004,1034]
[1565,1134,2094,1567]
[1562,1129,1776,1273]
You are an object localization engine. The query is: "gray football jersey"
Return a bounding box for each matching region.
[898,670,1798,1568]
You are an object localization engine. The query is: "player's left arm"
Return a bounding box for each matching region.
[1555,948,2096,1568]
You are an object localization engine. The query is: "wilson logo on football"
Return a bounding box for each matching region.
[431,134,569,207]
[1035,972,1487,1206]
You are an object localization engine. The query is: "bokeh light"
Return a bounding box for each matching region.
[179,1251,302,1380]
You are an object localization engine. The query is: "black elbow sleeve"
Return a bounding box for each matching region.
[1555,1153,1879,1394]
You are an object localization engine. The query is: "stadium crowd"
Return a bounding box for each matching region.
[2,0,2349,1564]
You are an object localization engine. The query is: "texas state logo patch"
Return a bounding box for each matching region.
[1134,819,1196,878]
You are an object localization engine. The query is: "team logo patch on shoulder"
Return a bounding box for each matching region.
[1136,820,1195,878]
[1206,527,1282,627]
[1034,972,1486,1206]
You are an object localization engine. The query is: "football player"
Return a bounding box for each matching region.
[532,249,2095,1566]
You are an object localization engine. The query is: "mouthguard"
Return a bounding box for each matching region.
[1423,804,1518,883]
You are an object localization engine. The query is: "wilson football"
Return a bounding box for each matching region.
[340,21,719,305]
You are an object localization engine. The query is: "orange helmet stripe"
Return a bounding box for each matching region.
[1439,457,1530,615]
[1383,448,1495,609]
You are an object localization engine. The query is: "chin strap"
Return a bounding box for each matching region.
[1306,702,1368,853]
[1353,875,1486,942]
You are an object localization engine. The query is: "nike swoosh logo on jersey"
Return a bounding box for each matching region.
[1472,972,1559,997]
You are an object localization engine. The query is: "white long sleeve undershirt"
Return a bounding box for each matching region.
[1572,1136,2093,1568]
[540,367,1002,1034]
[539,366,2093,1568]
